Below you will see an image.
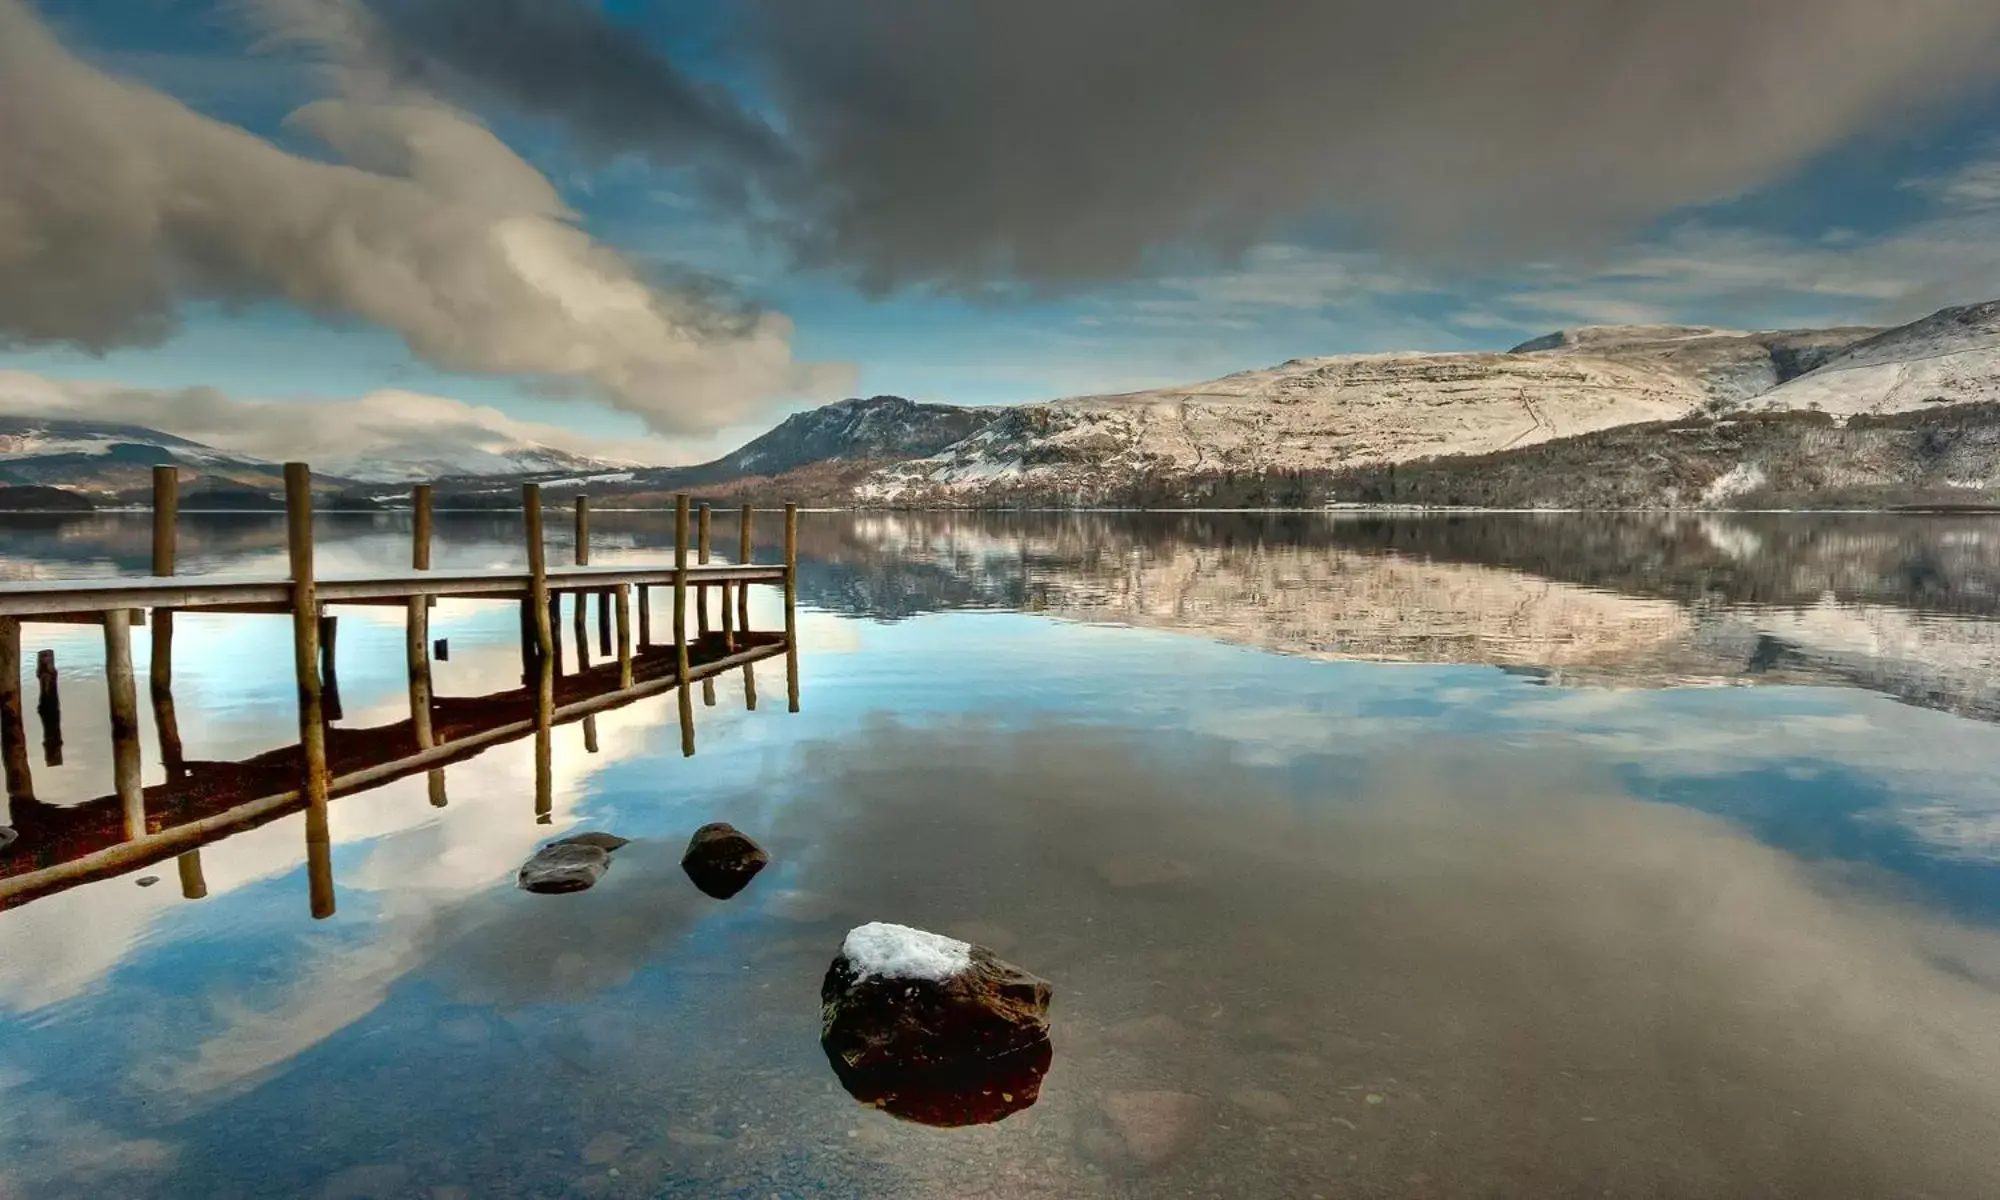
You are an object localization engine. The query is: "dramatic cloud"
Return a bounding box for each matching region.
[331,0,2000,291]
[0,371,676,478]
[0,0,843,435]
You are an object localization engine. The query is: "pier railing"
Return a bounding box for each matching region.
[0,465,803,916]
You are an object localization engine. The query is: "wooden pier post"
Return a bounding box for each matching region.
[34,649,60,766]
[739,504,756,710]
[637,585,652,646]
[406,484,435,751]
[675,494,694,757]
[150,465,185,779]
[318,614,342,723]
[104,608,145,840]
[548,593,566,677]
[615,584,633,689]
[525,484,555,823]
[570,497,590,667]
[784,502,800,713]
[177,848,209,900]
[285,462,334,919]
[597,590,612,657]
[0,617,30,806]
[697,504,716,706]
[407,484,442,808]
[582,713,599,755]
[697,504,712,639]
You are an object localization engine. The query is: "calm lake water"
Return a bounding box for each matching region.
[5,510,2000,1198]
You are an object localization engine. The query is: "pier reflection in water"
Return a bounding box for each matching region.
[3,510,2000,1196]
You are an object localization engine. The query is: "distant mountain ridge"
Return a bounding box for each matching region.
[6,303,2000,510]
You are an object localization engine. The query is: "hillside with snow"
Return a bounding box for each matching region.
[851,304,1997,507]
[1738,300,2000,417]
[861,346,1721,503]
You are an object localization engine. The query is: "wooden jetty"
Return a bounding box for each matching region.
[0,467,804,916]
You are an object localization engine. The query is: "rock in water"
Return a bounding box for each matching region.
[518,843,612,894]
[552,831,631,853]
[820,922,1054,1127]
[680,823,769,899]
[0,827,16,852]
[1104,1091,1209,1167]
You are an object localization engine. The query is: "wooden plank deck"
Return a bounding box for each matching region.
[0,563,788,618]
[0,633,786,908]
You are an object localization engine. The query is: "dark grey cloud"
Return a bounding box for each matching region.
[334,0,2000,292]
[360,0,789,182]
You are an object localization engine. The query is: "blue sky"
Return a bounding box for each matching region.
[5,0,2000,465]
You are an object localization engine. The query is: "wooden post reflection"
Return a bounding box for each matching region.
[318,614,342,723]
[104,609,145,841]
[572,591,590,670]
[176,849,208,900]
[35,649,59,767]
[285,463,334,920]
[615,584,633,689]
[784,502,800,714]
[548,594,565,677]
[525,484,555,823]
[150,466,185,779]
[408,484,442,808]
[637,584,651,646]
[596,590,612,657]
[0,617,31,806]
[739,505,756,710]
[674,494,694,757]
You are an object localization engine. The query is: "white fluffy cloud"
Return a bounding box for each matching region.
[0,0,847,436]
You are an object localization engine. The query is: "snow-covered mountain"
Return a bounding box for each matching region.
[322,442,640,484]
[1739,300,2000,416]
[851,305,1992,506]
[0,415,282,494]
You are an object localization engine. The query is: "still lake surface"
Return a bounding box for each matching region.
[4,510,2000,1198]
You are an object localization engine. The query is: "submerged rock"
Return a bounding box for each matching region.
[518,843,612,894]
[820,922,1054,1127]
[135,875,160,888]
[1104,1091,1209,1167]
[680,822,769,899]
[552,831,631,853]
[0,826,16,852]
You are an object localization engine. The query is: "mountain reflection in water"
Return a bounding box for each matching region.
[1,511,1999,1197]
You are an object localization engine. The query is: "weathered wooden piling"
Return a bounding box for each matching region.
[637,584,652,646]
[525,484,555,823]
[104,608,145,840]
[697,504,712,639]
[739,504,756,710]
[0,617,30,805]
[615,583,634,689]
[582,713,599,754]
[574,496,590,567]
[785,502,800,714]
[408,484,442,808]
[35,649,59,766]
[150,466,185,778]
[675,494,694,757]
[285,462,333,919]
[597,590,612,657]
[738,506,753,632]
[406,484,435,752]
